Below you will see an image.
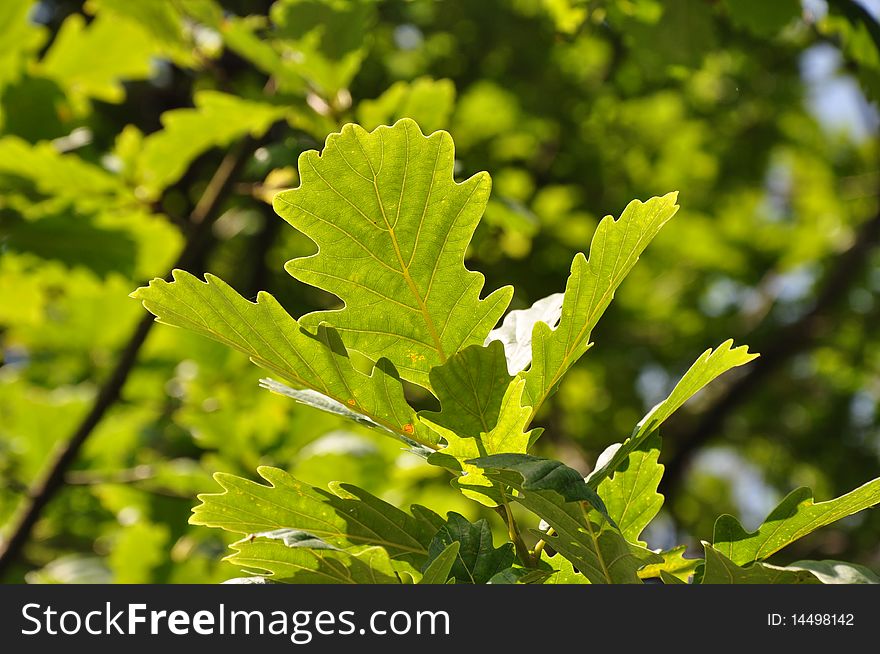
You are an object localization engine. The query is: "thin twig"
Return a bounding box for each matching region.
[0,138,257,579]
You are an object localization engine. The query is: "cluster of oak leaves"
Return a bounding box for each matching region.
[133,120,880,585]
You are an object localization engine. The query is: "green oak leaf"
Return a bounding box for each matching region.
[786,560,879,585]
[357,77,457,134]
[419,341,513,439]
[701,544,819,584]
[38,13,160,104]
[595,434,664,545]
[273,118,513,389]
[587,339,758,488]
[660,571,687,584]
[270,0,374,97]
[468,453,609,519]
[638,545,701,582]
[712,478,880,565]
[425,512,514,584]
[135,91,288,199]
[542,554,589,584]
[425,377,537,505]
[521,193,679,418]
[132,271,435,448]
[229,541,401,584]
[190,466,432,567]
[418,541,460,585]
[480,468,655,584]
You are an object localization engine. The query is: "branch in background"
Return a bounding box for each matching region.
[242,202,284,299]
[0,137,258,580]
[661,204,880,501]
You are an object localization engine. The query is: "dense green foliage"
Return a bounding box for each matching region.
[1,0,879,583]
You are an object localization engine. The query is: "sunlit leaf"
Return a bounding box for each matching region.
[190,467,433,567]
[712,479,880,565]
[358,77,456,134]
[521,193,679,417]
[273,119,513,389]
[588,339,758,488]
[134,91,288,199]
[133,271,435,448]
[426,378,536,505]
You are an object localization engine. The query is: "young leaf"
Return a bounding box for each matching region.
[425,378,537,505]
[595,434,664,545]
[229,542,401,584]
[273,118,513,389]
[190,467,431,565]
[485,292,564,375]
[712,478,880,565]
[701,545,820,584]
[419,341,513,439]
[521,193,680,417]
[418,541,460,585]
[587,339,758,488]
[425,512,514,584]
[637,545,701,582]
[132,271,435,448]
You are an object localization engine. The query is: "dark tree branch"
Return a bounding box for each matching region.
[660,204,880,501]
[0,137,257,579]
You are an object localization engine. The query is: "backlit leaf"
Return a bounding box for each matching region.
[273,119,513,389]
[521,193,679,417]
[587,339,758,489]
[132,271,435,448]
[712,479,880,565]
[418,541,460,584]
[191,466,432,567]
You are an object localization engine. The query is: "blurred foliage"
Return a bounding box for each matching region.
[0,0,879,582]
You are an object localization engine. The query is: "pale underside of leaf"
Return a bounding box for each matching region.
[273,118,512,389]
[485,292,564,375]
[786,560,879,584]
